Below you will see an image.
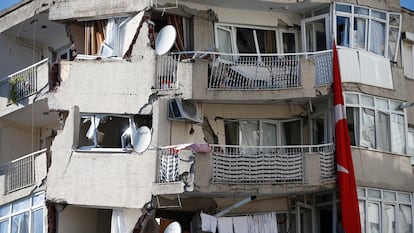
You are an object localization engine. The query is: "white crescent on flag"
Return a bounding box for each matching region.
[337,164,349,174]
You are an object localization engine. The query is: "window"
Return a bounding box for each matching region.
[0,193,44,233]
[344,93,407,154]
[408,127,414,165]
[401,32,414,79]
[215,24,298,55]
[335,3,401,61]
[224,119,302,147]
[358,188,413,233]
[70,13,142,58]
[77,113,152,152]
[302,14,329,52]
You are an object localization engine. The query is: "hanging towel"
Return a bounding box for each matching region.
[200,213,218,233]
[232,216,249,233]
[218,217,233,233]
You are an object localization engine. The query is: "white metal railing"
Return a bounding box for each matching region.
[0,149,47,194]
[157,148,179,183]
[208,54,300,90]
[155,50,333,91]
[155,54,180,90]
[0,58,48,104]
[211,144,335,184]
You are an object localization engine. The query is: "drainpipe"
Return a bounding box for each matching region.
[214,195,257,217]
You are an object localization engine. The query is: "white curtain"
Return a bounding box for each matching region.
[383,204,395,233]
[111,209,142,233]
[370,20,386,55]
[11,213,28,233]
[262,122,277,146]
[361,108,375,148]
[368,202,380,233]
[391,114,406,154]
[240,121,259,154]
[377,111,390,151]
[354,18,366,49]
[398,205,412,233]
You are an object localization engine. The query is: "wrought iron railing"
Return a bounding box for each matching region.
[0,58,49,104]
[0,149,47,194]
[210,144,335,184]
[155,50,333,91]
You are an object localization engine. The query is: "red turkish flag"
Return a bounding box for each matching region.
[333,42,362,233]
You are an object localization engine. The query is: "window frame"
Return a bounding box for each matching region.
[358,188,414,233]
[344,92,407,155]
[73,110,152,153]
[334,2,401,61]
[0,193,45,233]
[214,23,299,55]
[224,118,303,147]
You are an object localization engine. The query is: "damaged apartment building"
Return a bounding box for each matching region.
[0,0,413,232]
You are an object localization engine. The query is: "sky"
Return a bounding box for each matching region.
[0,0,414,12]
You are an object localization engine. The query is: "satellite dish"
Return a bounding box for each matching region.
[155,25,176,55]
[164,222,181,233]
[132,126,152,153]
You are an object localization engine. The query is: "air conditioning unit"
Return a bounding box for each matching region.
[168,98,203,123]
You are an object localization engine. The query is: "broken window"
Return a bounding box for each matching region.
[334,3,401,61]
[215,23,298,55]
[77,113,152,151]
[151,12,193,52]
[69,13,143,58]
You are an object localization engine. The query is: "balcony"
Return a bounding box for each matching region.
[0,58,50,108]
[0,149,48,195]
[154,51,332,101]
[154,143,336,195]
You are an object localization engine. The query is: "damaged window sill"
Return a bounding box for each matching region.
[75,147,133,153]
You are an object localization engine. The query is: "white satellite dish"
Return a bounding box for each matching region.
[155,25,176,55]
[132,126,152,153]
[164,222,181,233]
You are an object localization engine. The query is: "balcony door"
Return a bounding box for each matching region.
[301,14,330,52]
[296,203,317,233]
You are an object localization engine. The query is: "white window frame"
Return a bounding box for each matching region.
[408,127,414,165]
[358,187,414,233]
[333,2,401,61]
[301,13,330,52]
[214,23,299,55]
[0,193,45,233]
[225,119,303,147]
[402,33,414,80]
[344,92,407,155]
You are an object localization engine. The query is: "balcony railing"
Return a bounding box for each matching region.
[157,148,179,183]
[0,58,49,104]
[154,50,333,91]
[211,144,335,184]
[0,149,47,194]
[156,143,335,186]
